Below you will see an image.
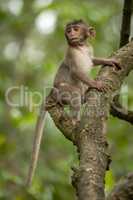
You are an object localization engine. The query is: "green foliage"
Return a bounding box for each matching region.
[0,0,132,199]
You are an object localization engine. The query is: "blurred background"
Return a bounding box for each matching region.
[0,0,133,199]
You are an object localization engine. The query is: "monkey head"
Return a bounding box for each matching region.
[65,19,96,46]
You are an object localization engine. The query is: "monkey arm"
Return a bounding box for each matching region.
[92,57,121,69]
[71,69,106,91]
[71,68,111,92]
[92,57,108,65]
[71,69,96,86]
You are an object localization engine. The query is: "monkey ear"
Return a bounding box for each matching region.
[88,27,96,38]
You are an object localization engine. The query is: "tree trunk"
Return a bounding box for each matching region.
[47,41,133,200]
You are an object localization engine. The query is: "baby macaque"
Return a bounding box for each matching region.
[53,19,120,120]
[26,19,120,187]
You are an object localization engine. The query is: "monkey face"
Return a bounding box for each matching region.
[65,24,87,45]
[65,20,96,46]
[66,25,83,42]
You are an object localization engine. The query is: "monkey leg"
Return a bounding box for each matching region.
[53,83,82,121]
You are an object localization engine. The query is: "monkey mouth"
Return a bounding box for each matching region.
[70,37,79,42]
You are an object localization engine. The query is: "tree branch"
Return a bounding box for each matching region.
[111,0,133,124]
[111,95,133,125]
[46,96,77,143]
[107,173,133,200]
[120,0,132,47]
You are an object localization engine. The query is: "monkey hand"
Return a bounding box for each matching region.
[89,80,109,92]
[103,59,121,70]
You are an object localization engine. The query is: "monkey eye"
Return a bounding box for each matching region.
[66,29,71,33]
[73,27,79,32]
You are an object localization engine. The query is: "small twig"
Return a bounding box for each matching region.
[111,96,133,125]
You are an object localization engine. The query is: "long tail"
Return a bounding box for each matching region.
[26,102,47,187]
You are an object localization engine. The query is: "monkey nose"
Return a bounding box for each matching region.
[69,33,74,37]
[69,30,75,36]
[70,33,75,38]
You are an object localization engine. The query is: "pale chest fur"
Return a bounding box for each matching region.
[65,45,94,73]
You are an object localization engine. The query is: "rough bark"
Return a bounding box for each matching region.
[47,41,133,200]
